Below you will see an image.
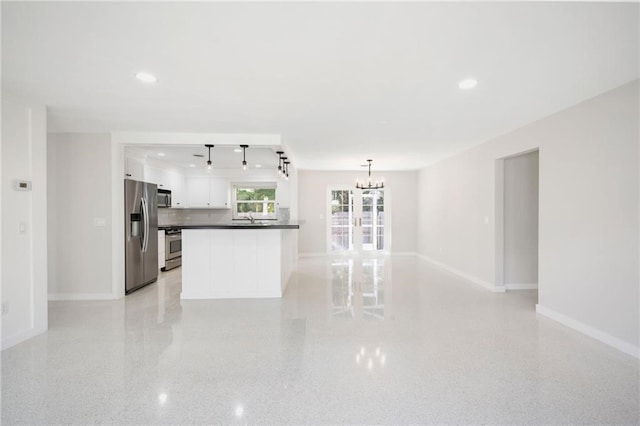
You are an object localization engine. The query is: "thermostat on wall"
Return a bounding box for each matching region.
[13,180,32,191]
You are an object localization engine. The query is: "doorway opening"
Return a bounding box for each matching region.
[495,149,539,296]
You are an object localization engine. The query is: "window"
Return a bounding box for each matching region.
[232,183,277,220]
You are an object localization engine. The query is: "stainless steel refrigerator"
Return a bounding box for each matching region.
[125,179,158,294]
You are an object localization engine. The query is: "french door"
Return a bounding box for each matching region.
[328,188,386,253]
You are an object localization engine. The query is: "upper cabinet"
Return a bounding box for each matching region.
[277,180,290,208]
[144,165,170,189]
[186,177,210,207]
[168,171,186,207]
[125,158,144,181]
[125,160,188,207]
[209,177,230,208]
[186,176,230,208]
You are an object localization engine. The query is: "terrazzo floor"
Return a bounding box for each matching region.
[2,255,639,424]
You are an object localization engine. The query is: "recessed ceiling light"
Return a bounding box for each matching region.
[458,78,478,90]
[255,164,262,168]
[135,71,157,84]
[233,148,242,153]
[157,152,165,157]
[189,164,196,168]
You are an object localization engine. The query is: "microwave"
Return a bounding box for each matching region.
[157,188,172,208]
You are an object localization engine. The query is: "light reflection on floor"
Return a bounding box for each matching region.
[331,258,386,320]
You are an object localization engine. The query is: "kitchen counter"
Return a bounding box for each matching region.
[159,220,302,230]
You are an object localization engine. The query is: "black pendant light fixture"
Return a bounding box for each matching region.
[205,144,214,171]
[240,145,249,170]
[276,151,284,175]
[283,160,290,180]
[356,159,384,190]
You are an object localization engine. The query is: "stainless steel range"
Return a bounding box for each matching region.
[163,228,182,271]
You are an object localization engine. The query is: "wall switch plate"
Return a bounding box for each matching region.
[13,179,32,191]
[19,222,27,234]
[2,303,8,315]
[93,217,107,227]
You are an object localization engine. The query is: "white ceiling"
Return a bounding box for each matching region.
[3,2,638,170]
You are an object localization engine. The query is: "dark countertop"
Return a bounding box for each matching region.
[159,221,302,230]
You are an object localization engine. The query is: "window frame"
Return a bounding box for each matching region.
[231,182,278,220]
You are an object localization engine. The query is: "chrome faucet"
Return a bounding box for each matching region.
[244,213,256,224]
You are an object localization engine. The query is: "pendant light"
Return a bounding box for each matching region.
[276,151,284,175]
[356,159,384,190]
[240,145,249,170]
[283,160,290,180]
[281,157,288,178]
[205,144,214,171]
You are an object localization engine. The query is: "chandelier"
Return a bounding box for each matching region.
[356,159,384,190]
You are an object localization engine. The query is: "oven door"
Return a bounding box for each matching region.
[165,232,181,260]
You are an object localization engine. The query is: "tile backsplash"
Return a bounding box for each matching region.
[158,208,232,226]
[159,207,290,226]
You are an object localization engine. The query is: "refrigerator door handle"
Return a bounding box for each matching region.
[138,200,145,251]
[141,197,149,252]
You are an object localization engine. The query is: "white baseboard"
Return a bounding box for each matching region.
[505,283,538,290]
[48,293,116,301]
[536,304,639,359]
[391,252,418,256]
[417,254,505,293]
[2,325,47,351]
[298,253,327,258]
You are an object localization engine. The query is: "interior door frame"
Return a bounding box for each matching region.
[326,185,392,255]
[495,147,539,293]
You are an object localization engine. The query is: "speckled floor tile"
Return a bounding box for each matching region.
[2,256,638,424]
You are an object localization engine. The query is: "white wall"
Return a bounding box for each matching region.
[298,170,418,254]
[417,80,639,355]
[1,95,48,350]
[48,133,114,299]
[503,151,539,287]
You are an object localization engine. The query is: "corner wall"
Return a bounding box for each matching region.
[1,95,48,350]
[47,133,114,299]
[417,80,639,355]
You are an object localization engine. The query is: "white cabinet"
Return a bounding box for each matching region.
[186,176,230,208]
[168,171,186,207]
[144,165,170,189]
[186,177,210,207]
[125,158,144,181]
[209,177,230,208]
[134,163,186,207]
[277,180,290,208]
[158,230,165,270]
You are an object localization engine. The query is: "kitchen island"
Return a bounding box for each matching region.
[179,221,301,299]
